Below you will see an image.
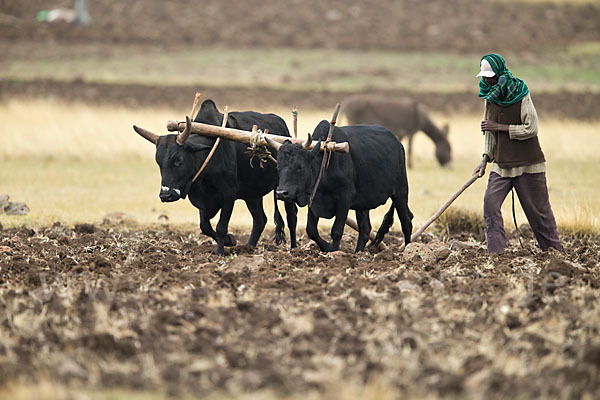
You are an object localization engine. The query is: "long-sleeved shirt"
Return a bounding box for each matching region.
[482,93,546,178]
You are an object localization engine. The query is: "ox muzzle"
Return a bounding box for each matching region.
[276,187,310,207]
[276,188,293,201]
[160,186,183,202]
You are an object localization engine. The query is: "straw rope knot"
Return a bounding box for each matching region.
[245,128,275,168]
[249,129,263,146]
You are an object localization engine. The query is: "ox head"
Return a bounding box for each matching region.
[133,116,212,202]
[435,124,452,167]
[269,121,330,207]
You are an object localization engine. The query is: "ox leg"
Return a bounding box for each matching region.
[272,192,286,245]
[355,210,371,253]
[374,204,395,245]
[215,200,235,256]
[306,209,333,252]
[199,209,235,248]
[393,194,413,245]
[199,209,217,241]
[285,200,298,249]
[244,197,267,247]
[330,207,349,252]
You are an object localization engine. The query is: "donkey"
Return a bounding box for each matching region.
[341,95,451,168]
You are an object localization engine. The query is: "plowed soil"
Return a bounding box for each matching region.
[1,223,599,398]
[2,1,600,398]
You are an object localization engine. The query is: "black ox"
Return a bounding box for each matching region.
[133,99,297,255]
[269,120,413,252]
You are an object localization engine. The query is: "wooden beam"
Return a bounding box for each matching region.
[166,120,349,153]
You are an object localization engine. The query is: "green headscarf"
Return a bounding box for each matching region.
[478,53,529,106]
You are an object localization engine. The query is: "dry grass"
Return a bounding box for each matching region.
[0,381,165,400]
[0,381,422,400]
[557,199,600,238]
[1,98,599,237]
[437,207,484,236]
[0,99,167,159]
[495,0,600,4]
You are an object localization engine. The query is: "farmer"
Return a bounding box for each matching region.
[473,53,562,254]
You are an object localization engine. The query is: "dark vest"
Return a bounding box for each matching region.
[488,100,545,169]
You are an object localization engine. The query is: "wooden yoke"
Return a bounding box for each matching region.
[166,120,350,153]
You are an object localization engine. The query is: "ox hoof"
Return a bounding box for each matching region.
[318,243,339,253]
[274,230,286,245]
[367,241,385,252]
[224,234,237,247]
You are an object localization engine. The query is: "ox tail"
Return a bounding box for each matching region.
[373,204,395,245]
[273,191,286,245]
[396,142,414,244]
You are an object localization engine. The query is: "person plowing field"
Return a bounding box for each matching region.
[473,53,562,254]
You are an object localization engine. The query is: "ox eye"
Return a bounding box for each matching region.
[173,156,183,167]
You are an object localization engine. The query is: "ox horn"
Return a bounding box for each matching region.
[302,133,312,149]
[264,135,282,151]
[176,116,192,145]
[133,125,159,145]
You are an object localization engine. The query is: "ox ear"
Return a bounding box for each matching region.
[310,140,322,157]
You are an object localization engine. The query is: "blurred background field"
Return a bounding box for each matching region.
[1,98,598,235]
[2,43,600,93]
[1,2,599,233]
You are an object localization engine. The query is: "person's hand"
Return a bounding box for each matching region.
[473,155,489,177]
[481,120,509,132]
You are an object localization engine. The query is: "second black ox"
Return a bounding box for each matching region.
[133,100,298,255]
[270,120,413,252]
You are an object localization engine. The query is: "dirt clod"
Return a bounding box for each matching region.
[102,211,136,226]
[3,202,29,215]
[0,194,9,211]
[74,223,97,234]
